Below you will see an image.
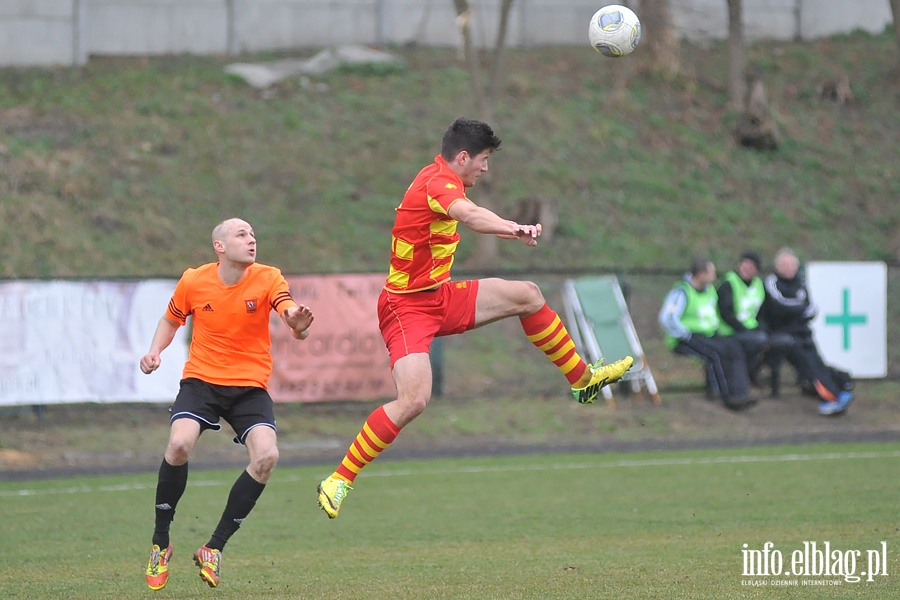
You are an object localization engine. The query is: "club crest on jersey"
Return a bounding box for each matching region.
[245,298,258,313]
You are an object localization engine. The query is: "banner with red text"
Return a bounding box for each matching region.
[269,274,393,402]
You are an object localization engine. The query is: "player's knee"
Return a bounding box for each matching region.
[252,446,279,477]
[406,395,428,418]
[520,280,545,312]
[165,439,193,464]
[395,394,428,425]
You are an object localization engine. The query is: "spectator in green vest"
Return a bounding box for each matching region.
[717,250,795,389]
[658,258,756,411]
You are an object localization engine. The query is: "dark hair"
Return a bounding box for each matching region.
[739,250,762,270]
[441,117,502,160]
[690,257,712,276]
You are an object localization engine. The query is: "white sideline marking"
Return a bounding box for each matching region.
[362,450,900,478]
[2,450,898,498]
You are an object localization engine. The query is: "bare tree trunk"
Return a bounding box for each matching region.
[890,0,900,73]
[486,0,516,112]
[734,79,781,150]
[452,0,487,118]
[451,0,518,268]
[638,0,680,76]
[727,0,746,109]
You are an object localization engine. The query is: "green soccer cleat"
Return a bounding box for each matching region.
[571,356,634,404]
[317,475,353,519]
[193,546,222,588]
[145,543,173,591]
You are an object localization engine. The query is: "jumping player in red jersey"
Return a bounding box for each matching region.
[141,218,313,590]
[317,118,633,519]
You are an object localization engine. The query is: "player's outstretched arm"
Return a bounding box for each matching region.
[496,223,542,246]
[282,304,314,340]
[140,316,180,374]
[448,201,541,246]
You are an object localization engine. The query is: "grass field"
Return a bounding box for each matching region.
[2,442,897,599]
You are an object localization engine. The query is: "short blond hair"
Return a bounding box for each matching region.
[212,218,247,244]
[773,247,800,277]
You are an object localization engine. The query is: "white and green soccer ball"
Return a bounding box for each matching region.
[588,5,642,58]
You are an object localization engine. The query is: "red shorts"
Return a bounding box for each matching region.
[377,280,479,368]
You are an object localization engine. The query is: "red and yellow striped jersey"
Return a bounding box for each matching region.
[165,262,297,388]
[384,155,470,293]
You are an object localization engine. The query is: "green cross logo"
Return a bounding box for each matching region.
[824,289,867,350]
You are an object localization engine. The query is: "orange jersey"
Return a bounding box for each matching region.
[385,154,470,293]
[165,262,297,388]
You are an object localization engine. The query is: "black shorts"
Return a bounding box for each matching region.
[170,378,276,445]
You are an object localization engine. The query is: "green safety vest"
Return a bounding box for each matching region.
[664,280,720,349]
[718,270,765,335]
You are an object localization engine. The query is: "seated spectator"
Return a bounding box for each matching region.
[717,250,795,390]
[759,247,854,415]
[658,258,756,411]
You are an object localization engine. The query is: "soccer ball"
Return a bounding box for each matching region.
[588,5,641,58]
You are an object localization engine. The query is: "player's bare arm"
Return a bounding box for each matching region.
[282,304,314,340]
[448,201,541,246]
[140,316,180,374]
[496,223,542,246]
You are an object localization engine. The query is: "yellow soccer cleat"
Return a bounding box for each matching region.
[145,543,173,591]
[571,356,634,404]
[193,546,222,588]
[317,475,353,519]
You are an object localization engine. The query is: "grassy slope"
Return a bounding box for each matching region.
[0,32,898,279]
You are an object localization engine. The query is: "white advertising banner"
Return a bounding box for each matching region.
[0,280,187,405]
[806,262,887,378]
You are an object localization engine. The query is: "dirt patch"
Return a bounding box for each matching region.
[0,449,41,469]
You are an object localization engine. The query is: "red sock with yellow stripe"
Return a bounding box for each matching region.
[333,406,400,484]
[521,304,589,386]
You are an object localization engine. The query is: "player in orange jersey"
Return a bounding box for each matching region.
[140,218,313,590]
[316,118,633,519]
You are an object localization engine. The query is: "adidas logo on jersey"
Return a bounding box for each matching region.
[202,304,214,311]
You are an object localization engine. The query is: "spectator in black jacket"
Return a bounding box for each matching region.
[718,251,796,390]
[759,247,854,415]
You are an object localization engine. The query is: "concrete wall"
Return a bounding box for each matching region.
[231,0,381,52]
[0,0,86,65]
[0,0,893,67]
[87,0,229,55]
[674,0,893,42]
